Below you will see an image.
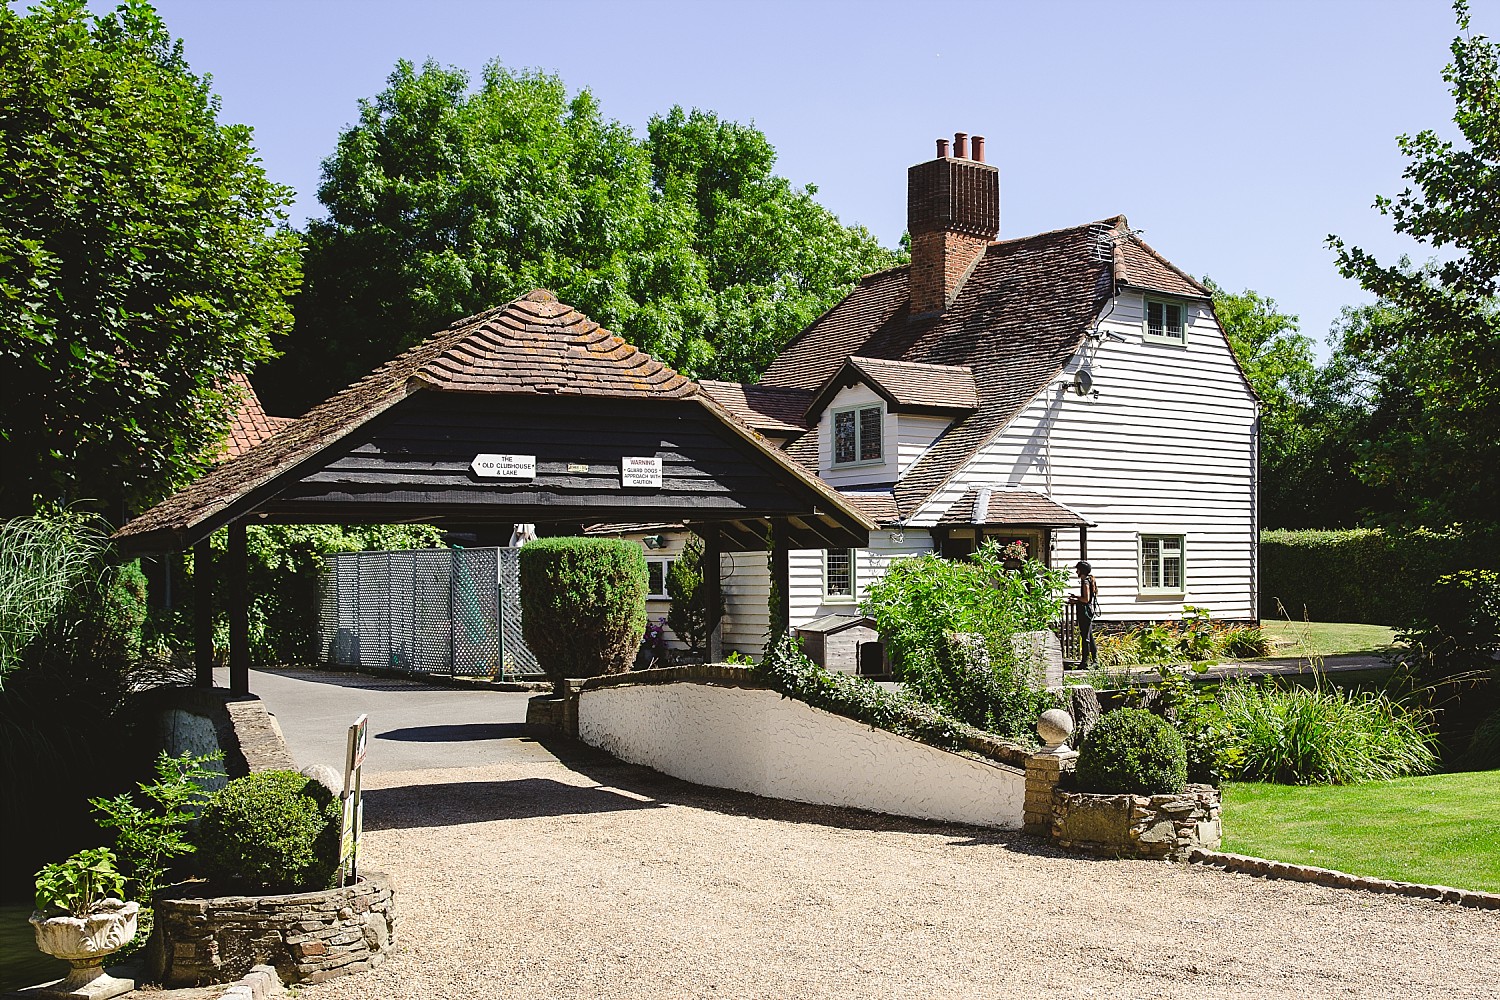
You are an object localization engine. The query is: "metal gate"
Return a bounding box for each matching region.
[318,547,540,679]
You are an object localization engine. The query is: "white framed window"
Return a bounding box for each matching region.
[646,557,675,599]
[1140,535,1185,594]
[823,548,856,601]
[1144,298,1186,345]
[832,404,883,466]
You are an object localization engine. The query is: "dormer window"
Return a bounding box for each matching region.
[1145,299,1186,345]
[833,404,883,466]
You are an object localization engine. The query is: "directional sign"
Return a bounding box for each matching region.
[471,454,536,479]
[621,456,663,488]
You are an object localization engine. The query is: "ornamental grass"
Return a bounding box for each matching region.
[1217,680,1438,785]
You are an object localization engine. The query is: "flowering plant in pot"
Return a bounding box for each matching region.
[29,847,139,999]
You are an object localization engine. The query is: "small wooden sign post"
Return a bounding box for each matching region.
[340,714,368,886]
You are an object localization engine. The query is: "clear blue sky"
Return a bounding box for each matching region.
[146,0,1495,354]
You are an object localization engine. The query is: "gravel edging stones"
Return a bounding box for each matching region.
[1186,848,1500,909]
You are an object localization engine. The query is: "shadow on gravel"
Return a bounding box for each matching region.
[377,722,531,742]
[363,776,665,829]
[523,734,1075,862]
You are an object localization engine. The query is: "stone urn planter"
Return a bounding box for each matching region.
[28,899,140,1000]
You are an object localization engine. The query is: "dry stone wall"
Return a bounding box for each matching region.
[1051,784,1221,859]
[155,874,395,987]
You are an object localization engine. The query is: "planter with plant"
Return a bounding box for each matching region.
[29,847,140,1000]
[1051,708,1221,859]
[151,769,395,988]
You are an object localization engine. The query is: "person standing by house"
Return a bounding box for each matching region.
[1069,561,1100,668]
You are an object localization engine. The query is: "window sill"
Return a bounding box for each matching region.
[821,595,857,605]
[1137,590,1186,600]
[1141,336,1187,347]
[830,458,885,470]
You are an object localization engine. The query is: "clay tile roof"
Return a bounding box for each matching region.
[938,488,1089,527]
[836,490,900,524]
[1107,217,1210,299]
[698,380,813,435]
[222,373,292,460]
[115,291,699,544]
[757,217,1208,516]
[827,356,977,414]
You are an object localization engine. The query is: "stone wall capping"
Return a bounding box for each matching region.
[1186,849,1500,909]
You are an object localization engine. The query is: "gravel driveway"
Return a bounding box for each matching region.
[296,745,1500,1000]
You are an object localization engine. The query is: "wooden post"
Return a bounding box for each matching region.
[1079,525,1089,561]
[227,521,250,695]
[702,530,723,663]
[194,539,214,689]
[770,526,791,645]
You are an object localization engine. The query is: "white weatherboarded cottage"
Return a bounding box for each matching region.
[601,134,1258,662]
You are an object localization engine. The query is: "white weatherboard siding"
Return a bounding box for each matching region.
[577,682,1026,827]
[719,551,770,654]
[914,293,1257,620]
[788,532,933,628]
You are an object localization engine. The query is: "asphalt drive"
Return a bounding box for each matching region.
[218,667,553,774]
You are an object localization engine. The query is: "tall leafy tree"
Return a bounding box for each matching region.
[262,64,899,413]
[1327,0,1500,526]
[0,0,301,518]
[1206,280,1376,527]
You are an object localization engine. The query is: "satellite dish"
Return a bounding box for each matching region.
[1073,367,1094,397]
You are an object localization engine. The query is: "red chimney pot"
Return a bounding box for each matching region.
[953,131,968,159]
[971,135,986,163]
[936,138,950,158]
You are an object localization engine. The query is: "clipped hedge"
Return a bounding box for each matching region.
[1259,527,1500,624]
[196,771,341,893]
[520,537,647,691]
[1075,708,1187,796]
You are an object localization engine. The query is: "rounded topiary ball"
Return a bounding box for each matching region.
[1074,708,1187,796]
[196,770,342,893]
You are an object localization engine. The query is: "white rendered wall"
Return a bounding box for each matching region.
[814,383,954,485]
[577,682,1025,828]
[912,293,1258,620]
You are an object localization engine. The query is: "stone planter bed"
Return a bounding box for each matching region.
[152,873,395,987]
[1051,783,1221,860]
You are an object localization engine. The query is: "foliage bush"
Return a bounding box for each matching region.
[520,537,648,691]
[1216,681,1438,784]
[196,771,341,893]
[1094,607,1271,668]
[861,543,1064,739]
[666,534,720,657]
[1458,709,1500,771]
[1259,527,1500,624]
[0,507,109,685]
[1399,569,1500,679]
[34,848,128,918]
[1074,708,1188,796]
[756,636,1033,757]
[90,751,223,902]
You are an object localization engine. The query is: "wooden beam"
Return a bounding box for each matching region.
[226,521,250,695]
[193,540,214,689]
[1080,525,1089,561]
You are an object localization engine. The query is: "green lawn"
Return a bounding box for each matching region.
[1221,771,1500,892]
[1258,621,1398,658]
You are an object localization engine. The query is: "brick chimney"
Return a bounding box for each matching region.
[907,132,999,316]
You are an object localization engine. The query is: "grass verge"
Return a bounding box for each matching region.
[1259,621,1397,658]
[1221,772,1500,892]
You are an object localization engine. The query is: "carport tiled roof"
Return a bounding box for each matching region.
[116,291,701,544]
[759,216,1198,516]
[937,488,1089,527]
